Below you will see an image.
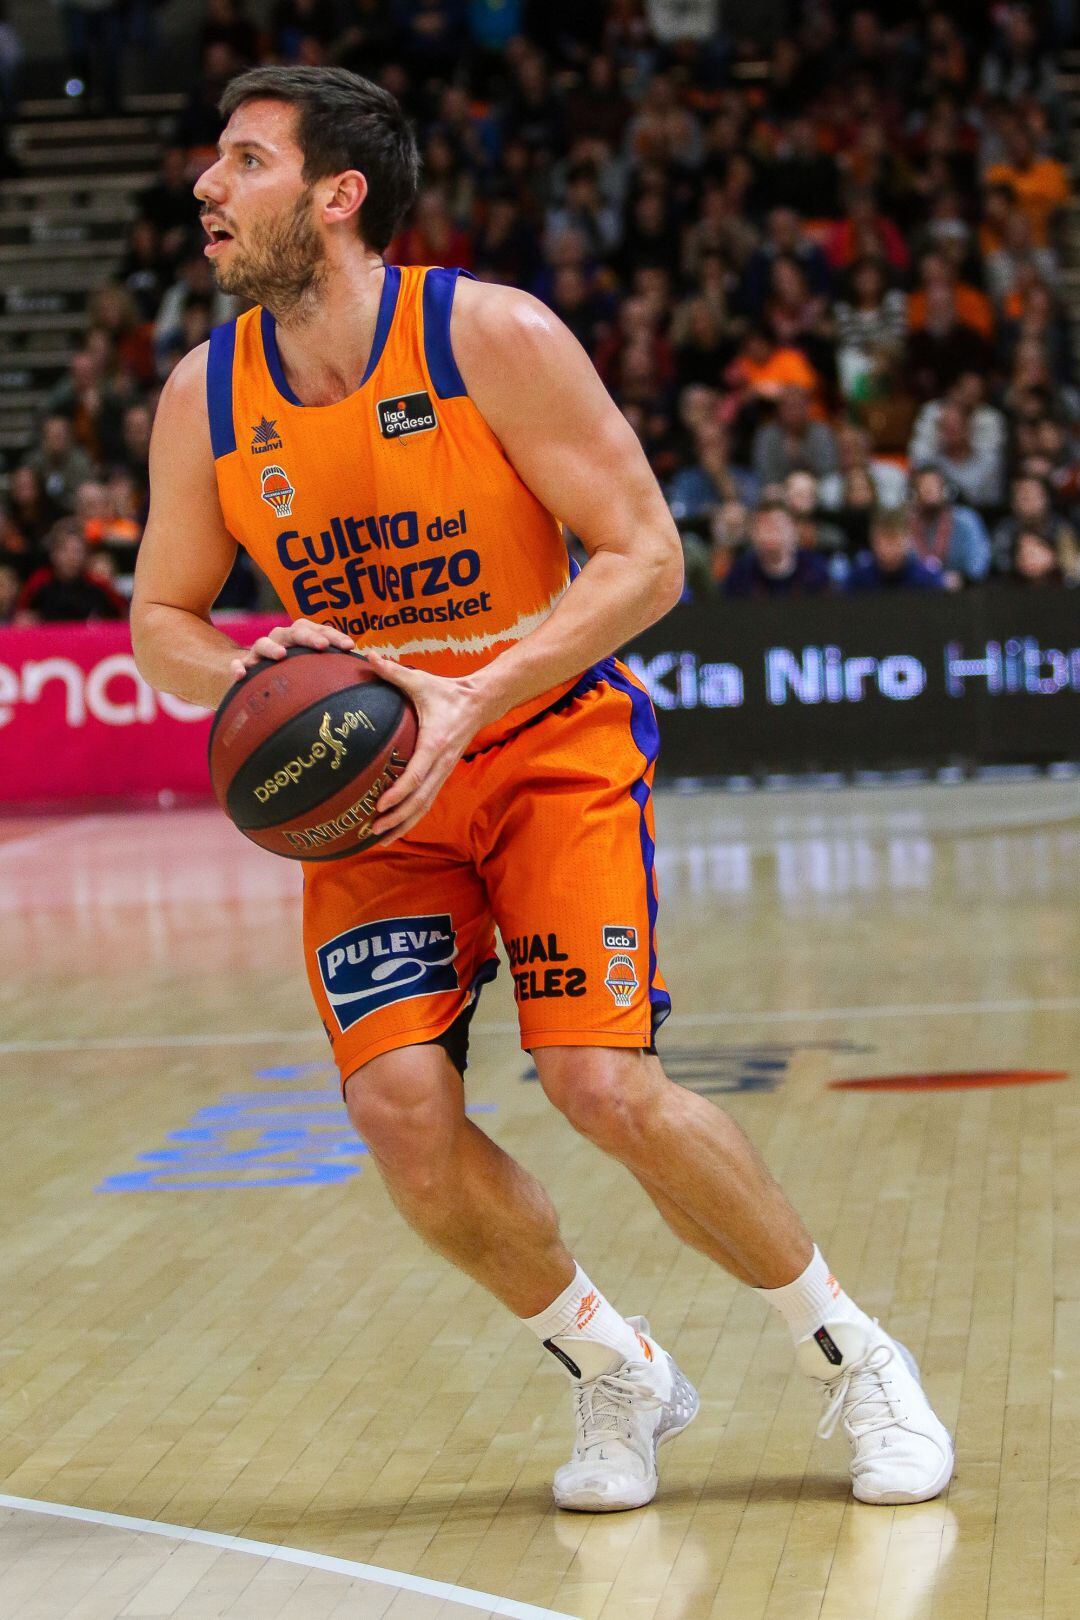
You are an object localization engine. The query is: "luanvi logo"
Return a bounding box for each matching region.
[377,390,438,439]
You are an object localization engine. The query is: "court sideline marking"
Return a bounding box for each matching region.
[3,994,1080,1055]
[0,1495,581,1620]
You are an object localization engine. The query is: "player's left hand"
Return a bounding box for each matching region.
[362,649,490,844]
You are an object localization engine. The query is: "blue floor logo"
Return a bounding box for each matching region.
[98,1062,494,1193]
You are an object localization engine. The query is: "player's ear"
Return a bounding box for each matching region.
[323,169,367,229]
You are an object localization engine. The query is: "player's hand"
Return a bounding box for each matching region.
[362,649,489,844]
[229,618,355,682]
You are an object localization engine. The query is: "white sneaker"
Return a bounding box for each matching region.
[796,1319,954,1504]
[552,1315,699,1512]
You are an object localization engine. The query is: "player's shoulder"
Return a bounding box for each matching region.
[450,277,566,370]
[156,340,210,423]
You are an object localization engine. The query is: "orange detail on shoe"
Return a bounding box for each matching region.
[636,1332,653,1361]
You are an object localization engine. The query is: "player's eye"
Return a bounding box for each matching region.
[243,153,260,168]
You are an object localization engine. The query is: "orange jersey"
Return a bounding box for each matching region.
[206,263,575,749]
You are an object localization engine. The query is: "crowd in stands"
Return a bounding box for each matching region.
[0,0,1077,625]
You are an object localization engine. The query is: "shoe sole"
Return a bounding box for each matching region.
[851,1339,955,1505]
[554,1359,701,1513]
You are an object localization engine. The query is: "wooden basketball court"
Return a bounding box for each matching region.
[2,777,1078,1619]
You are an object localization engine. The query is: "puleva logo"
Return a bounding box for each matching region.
[377,390,438,440]
[250,415,283,454]
[317,914,458,1032]
[260,463,295,517]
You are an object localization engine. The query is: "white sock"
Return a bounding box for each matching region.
[522,1264,645,1381]
[754,1245,872,1348]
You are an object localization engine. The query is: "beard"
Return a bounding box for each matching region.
[210,188,327,321]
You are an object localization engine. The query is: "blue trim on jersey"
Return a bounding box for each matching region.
[362,262,401,384]
[206,319,238,458]
[259,264,402,406]
[422,266,476,398]
[601,663,672,1040]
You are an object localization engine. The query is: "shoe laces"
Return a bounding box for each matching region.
[816,1331,904,1442]
[573,1367,663,1455]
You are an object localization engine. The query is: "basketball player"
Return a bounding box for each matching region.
[132,66,953,1512]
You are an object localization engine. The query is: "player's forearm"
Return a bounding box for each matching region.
[468,545,683,726]
[131,601,242,710]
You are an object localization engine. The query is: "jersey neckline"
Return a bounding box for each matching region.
[258,262,402,409]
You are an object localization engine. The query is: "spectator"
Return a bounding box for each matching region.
[18,522,126,622]
[740,207,832,317]
[709,498,752,586]
[724,501,831,598]
[751,386,838,487]
[119,219,169,320]
[762,255,832,379]
[847,508,946,591]
[2,464,62,568]
[546,163,621,259]
[991,472,1080,579]
[665,420,756,528]
[1009,526,1072,587]
[90,282,154,384]
[671,296,732,389]
[154,254,236,364]
[929,400,1006,511]
[784,470,846,555]
[984,117,1069,248]
[824,186,910,277]
[0,560,18,624]
[909,371,1008,472]
[391,187,474,269]
[905,284,992,401]
[908,251,995,341]
[138,146,202,262]
[26,416,95,511]
[835,258,907,401]
[271,0,340,61]
[908,465,992,587]
[199,0,259,66]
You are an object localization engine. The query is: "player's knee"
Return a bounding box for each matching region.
[344,1050,454,1183]
[537,1047,658,1153]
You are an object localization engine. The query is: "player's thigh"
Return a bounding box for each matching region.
[302,827,496,1085]
[480,668,670,1054]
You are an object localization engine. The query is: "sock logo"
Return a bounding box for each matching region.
[814,1326,844,1366]
[826,1273,841,1300]
[575,1290,600,1331]
[543,1339,582,1379]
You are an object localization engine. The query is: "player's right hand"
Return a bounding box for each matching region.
[229,618,355,682]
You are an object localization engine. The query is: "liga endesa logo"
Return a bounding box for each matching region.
[0,651,207,728]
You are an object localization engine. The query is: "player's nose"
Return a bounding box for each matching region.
[194,158,227,205]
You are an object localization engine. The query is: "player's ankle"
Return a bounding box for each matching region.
[521,1263,645,1381]
[753,1245,873,1349]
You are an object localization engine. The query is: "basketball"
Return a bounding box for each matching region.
[207,648,417,861]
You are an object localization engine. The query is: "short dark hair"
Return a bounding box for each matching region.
[219,65,420,254]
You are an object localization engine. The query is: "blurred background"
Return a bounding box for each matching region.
[0,0,1078,803]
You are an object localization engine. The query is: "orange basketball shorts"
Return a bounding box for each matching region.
[301,657,671,1082]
